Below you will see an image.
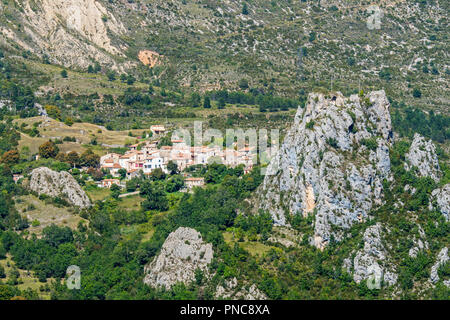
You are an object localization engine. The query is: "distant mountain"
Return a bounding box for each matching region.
[1,0,448,112]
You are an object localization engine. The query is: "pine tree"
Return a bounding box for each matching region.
[242,3,249,15]
[203,96,211,108]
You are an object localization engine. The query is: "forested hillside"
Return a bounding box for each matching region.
[0,0,448,301]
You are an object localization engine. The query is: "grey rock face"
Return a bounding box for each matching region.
[347,223,397,286]
[29,167,91,209]
[430,184,450,221]
[215,277,267,300]
[143,227,214,289]
[35,103,48,117]
[405,133,441,182]
[408,226,429,258]
[430,247,449,286]
[258,90,393,249]
[9,0,127,69]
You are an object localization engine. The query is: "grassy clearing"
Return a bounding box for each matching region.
[14,116,148,155]
[85,185,144,208]
[120,222,155,242]
[117,194,144,212]
[14,195,86,236]
[140,228,155,242]
[223,231,275,257]
[0,255,52,300]
[85,187,111,202]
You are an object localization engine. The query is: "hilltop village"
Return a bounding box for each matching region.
[99,125,257,187]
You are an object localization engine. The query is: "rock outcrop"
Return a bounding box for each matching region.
[257,90,393,249]
[430,184,450,221]
[215,278,267,300]
[3,0,127,69]
[405,133,441,182]
[143,227,214,289]
[344,223,398,286]
[408,226,429,258]
[28,167,91,209]
[138,50,164,68]
[430,247,449,287]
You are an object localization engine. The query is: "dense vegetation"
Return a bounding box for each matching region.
[0,132,448,300]
[0,3,449,299]
[392,106,450,144]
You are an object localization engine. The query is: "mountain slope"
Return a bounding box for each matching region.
[257,90,393,249]
[256,90,449,293]
[0,0,448,112]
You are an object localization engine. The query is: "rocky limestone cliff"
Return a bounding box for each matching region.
[344,223,398,286]
[143,227,214,289]
[215,277,267,300]
[257,90,393,249]
[430,184,450,221]
[28,167,91,209]
[430,247,449,287]
[408,225,429,258]
[405,133,442,183]
[2,0,127,69]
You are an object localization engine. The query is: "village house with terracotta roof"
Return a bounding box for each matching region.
[98,126,266,181]
[184,177,205,189]
[150,125,166,135]
[100,179,121,188]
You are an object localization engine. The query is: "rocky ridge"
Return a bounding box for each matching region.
[28,167,91,209]
[143,227,214,289]
[258,90,393,250]
[405,133,442,183]
[430,184,450,222]
[2,0,127,69]
[430,247,449,287]
[344,223,398,286]
[215,277,267,300]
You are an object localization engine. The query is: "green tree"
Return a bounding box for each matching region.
[239,78,249,90]
[38,141,59,159]
[141,181,168,211]
[0,285,18,300]
[1,150,19,165]
[64,117,74,126]
[149,168,166,181]
[218,97,226,109]
[94,62,101,73]
[165,175,184,193]
[107,70,116,81]
[42,225,73,247]
[167,161,179,175]
[110,184,121,199]
[203,96,211,108]
[60,69,68,78]
[242,3,249,15]
[413,88,422,98]
[189,92,201,108]
[45,105,61,120]
[127,75,136,85]
[80,149,100,168]
[66,151,79,167]
[118,168,127,180]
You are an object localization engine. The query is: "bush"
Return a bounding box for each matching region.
[412,88,422,98]
[306,120,315,130]
[361,137,378,151]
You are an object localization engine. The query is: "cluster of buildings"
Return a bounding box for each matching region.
[99,125,258,187]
